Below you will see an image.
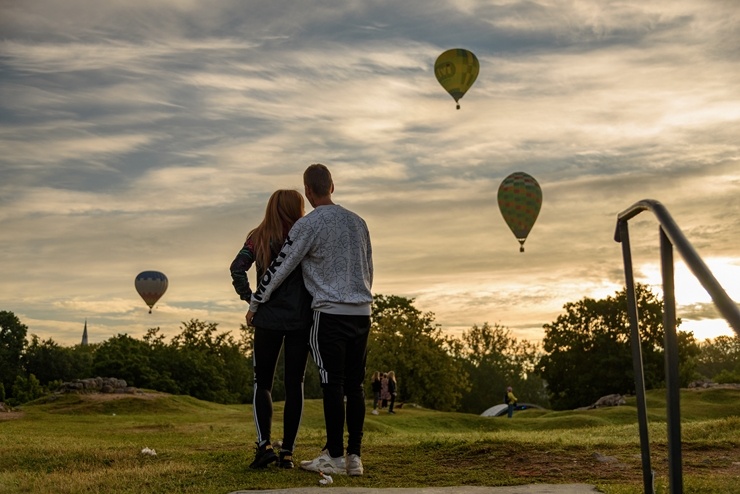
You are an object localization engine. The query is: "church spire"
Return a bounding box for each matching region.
[81,319,88,346]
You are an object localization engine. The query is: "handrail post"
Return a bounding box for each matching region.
[661,228,683,494]
[615,199,740,494]
[619,220,655,494]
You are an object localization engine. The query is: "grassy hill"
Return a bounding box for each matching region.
[0,387,738,493]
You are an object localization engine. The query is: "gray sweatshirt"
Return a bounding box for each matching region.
[250,204,373,316]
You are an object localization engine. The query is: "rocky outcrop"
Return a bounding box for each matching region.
[583,393,626,410]
[58,377,139,394]
[689,380,740,390]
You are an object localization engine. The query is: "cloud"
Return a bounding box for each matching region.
[1,0,738,346]
[679,302,723,321]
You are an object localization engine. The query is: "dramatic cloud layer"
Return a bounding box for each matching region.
[2,0,739,345]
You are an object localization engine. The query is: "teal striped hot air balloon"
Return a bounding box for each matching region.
[497,172,543,252]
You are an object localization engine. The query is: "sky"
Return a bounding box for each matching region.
[2,0,739,347]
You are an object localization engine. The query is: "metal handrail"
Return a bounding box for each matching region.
[616,200,740,333]
[614,199,740,494]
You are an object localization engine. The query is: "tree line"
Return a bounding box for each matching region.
[2,284,738,411]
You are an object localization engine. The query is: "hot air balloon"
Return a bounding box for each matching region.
[135,271,168,313]
[497,172,542,253]
[434,48,480,109]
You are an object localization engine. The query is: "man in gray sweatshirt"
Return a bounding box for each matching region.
[247,163,373,476]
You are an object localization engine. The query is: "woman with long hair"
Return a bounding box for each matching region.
[230,189,313,469]
[370,371,382,415]
[387,371,398,414]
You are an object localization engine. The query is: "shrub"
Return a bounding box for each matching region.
[9,374,45,405]
[714,369,740,384]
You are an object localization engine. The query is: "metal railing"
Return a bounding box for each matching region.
[614,199,740,494]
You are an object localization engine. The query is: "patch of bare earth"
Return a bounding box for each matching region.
[78,391,166,402]
[477,444,740,485]
[0,411,24,420]
[0,402,23,420]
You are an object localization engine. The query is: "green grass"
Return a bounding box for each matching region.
[0,388,739,493]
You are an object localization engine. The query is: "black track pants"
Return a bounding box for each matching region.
[308,311,370,457]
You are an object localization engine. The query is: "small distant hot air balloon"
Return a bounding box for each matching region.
[434,48,480,109]
[497,172,543,253]
[135,271,168,313]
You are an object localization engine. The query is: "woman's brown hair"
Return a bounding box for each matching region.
[248,189,304,276]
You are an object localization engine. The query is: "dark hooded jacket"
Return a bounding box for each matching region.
[230,236,312,331]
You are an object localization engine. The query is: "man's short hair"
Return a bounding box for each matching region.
[304,163,333,197]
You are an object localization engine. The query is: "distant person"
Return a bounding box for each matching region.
[380,372,391,408]
[387,371,398,414]
[230,189,313,469]
[247,163,373,476]
[370,371,382,415]
[505,386,518,419]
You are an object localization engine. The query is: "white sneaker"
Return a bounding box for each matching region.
[300,451,347,475]
[371,409,379,415]
[346,453,364,476]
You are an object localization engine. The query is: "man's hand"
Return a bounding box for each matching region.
[246,310,256,327]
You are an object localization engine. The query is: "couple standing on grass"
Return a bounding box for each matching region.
[229,163,373,477]
[371,371,397,414]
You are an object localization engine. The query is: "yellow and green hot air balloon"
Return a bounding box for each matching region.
[434,48,480,109]
[497,172,543,253]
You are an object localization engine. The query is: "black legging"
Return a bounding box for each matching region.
[252,327,310,452]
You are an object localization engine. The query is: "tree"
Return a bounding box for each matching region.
[141,327,181,394]
[23,336,94,385]
[0,311,28,399]
[168,319,250,404]
[367,295,469,411]
[536,284,693,410]
[696,335,740,380]
[93,334,157,386]
[90,321,252,404]
[677,330,701,385]
[454,322,547,414]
